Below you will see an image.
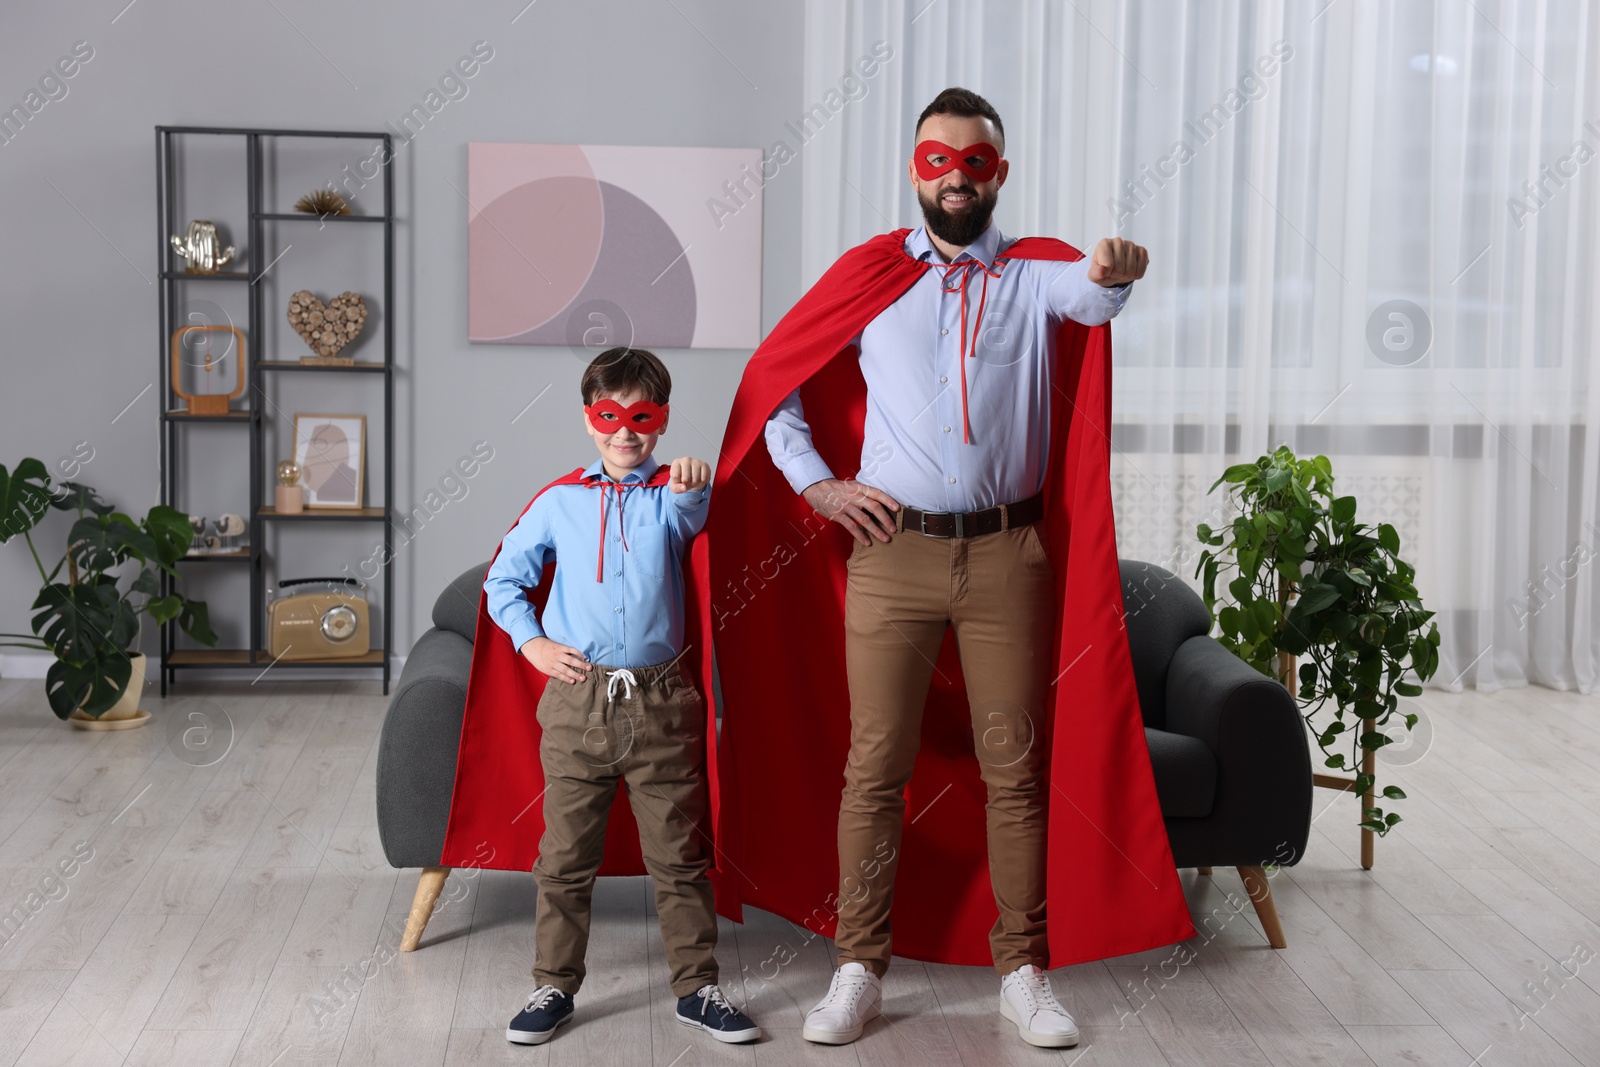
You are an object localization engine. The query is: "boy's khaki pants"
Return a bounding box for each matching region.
[531,657,718,998]
[836,522,1056,977]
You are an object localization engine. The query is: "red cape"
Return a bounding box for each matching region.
[440,465,739,917]
[699,227,1197,966]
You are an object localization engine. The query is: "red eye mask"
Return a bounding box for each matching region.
[584,398,669,435]
[914,140,1002,183]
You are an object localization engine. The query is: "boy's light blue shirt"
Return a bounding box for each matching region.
[483,455,709,668]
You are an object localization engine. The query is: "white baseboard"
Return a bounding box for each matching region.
[0,651,406,684]
[1,652,60,679]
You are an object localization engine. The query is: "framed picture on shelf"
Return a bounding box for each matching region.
[291,413,365,508]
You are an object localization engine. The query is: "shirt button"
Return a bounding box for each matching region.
[612,534,621,542]
[616,643,624,650]
[940,375,948,383]
[943,425,952,433]
[613,606,623,614]
[948,476,957,484]
[940,328,949,335]
[613,569,622,576]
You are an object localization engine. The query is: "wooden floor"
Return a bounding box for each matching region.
[1,677,1598,1066]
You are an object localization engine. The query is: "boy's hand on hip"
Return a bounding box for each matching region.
[521,637,591,684]
[669,456,711,493]
[803,477,900,545]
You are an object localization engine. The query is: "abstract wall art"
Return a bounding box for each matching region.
[466,142,763,349]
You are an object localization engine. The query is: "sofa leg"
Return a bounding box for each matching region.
[1196,866,1212,875]
[401,866,451,951]
[1237,865,1287,948]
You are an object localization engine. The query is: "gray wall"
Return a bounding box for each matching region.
[0,0,806,666]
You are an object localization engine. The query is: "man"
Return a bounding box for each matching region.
[702,87,1192,1050]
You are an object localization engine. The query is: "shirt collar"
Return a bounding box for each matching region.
[905,220,1007,268]
[582,455,659,484]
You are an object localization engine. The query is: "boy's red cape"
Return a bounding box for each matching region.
[700,227,1196,966]
[442,226,1196,967]
[439,465,740,916]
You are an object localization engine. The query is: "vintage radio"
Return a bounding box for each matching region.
[267,577,370,660]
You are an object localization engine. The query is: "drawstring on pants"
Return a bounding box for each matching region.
[605,667,638,702]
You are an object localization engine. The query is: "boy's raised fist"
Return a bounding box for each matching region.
[669,457,711,493]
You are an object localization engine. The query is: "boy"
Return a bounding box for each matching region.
[484,347,759,1046]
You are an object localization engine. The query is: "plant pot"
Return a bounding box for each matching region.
[67,652,151,730]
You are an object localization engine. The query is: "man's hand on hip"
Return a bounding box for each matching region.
[802,478,900,545]
[1087,237,1149,287]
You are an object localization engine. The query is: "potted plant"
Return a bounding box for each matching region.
[0,458,217,725]
[1194,446,1441,866]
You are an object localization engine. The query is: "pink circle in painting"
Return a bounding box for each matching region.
[469,175,604,340]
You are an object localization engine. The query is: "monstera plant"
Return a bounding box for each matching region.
[1194,446,1441,846]
[0,458,217,719]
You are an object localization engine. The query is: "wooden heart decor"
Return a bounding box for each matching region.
[287,290,369,360]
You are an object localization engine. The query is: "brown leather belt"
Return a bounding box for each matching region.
[895,491,1044,539]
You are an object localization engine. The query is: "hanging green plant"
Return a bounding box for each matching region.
[1195,445,1441,838]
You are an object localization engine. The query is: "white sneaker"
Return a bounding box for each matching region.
[999,964,1079,1048]
[801,962,882,1044]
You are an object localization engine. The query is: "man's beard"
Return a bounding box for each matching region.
[918,184,997,248]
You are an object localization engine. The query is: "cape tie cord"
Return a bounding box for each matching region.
[588,476,646,582]
[935,255,1006,443]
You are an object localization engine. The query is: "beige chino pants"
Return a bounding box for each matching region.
[530,657,719,998]
[835,521,1056,976]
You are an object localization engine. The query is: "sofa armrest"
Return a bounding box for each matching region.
[1163,634,1313,867]
[376,627,474,869]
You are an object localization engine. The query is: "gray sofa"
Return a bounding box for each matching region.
[378,559,1311,951]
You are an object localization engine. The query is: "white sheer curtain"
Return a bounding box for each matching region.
[800,0,1600,693]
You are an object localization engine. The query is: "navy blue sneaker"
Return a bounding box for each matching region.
[675,984,761,1043]
[506,986,573,1044]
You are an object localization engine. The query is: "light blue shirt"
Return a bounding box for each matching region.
[764,223,1131,512]
[483,455,709,668]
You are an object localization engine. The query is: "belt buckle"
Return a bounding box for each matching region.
[952,511,965,538]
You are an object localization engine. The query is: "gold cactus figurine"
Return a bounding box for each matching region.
[169,220,236,273]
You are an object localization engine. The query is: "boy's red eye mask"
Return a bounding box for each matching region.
[584,399,669,435]
[914,140,1002,183]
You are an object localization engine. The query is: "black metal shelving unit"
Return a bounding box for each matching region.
[155,125,396,695]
